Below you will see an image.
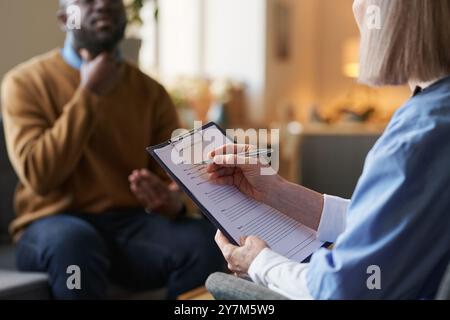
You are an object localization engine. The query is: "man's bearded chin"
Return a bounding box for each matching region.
[71,25,126,57]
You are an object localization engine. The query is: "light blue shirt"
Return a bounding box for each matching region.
[61,35,83,70]
[307,76,450,299]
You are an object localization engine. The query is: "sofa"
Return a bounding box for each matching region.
[0,117,52,299]
[298,127,381,198]
[0,117,167,299]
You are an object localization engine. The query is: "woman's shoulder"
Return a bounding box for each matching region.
[371,87,450,165]
[395,78,450,125]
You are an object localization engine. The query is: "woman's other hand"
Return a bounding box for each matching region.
[215,230,268,276]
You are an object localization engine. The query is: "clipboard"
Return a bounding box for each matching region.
[147,122,239,245]
[147,122,328,262]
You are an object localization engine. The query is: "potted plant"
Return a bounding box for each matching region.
[126,0,158,25]
[121,0,159,64]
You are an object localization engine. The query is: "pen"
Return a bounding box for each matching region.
[201,149,274,165]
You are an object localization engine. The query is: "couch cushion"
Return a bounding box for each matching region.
[0,245,15,270]
[0,245,51,299]
[0,244,168,299]
[0,270,50,300]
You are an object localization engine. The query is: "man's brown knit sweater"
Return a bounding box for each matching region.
[1,49,180,238]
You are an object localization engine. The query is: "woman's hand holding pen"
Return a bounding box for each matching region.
[207,143,324,276]
[206,144,284,204]
[207,143,324,231]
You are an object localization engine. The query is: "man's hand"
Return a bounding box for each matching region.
[79,49,123,96]
[215,230,268,277]
[129,169,183,219]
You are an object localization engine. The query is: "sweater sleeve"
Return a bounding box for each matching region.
[1,74,102,196]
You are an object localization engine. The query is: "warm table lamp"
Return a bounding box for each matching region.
[342,37,360,79]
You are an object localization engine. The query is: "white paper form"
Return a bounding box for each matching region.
[152,125,324,262]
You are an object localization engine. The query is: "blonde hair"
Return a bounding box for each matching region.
[359,0,450,86]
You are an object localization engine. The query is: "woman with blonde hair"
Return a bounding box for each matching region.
[206,0,450,299]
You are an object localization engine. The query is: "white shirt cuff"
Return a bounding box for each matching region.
[248,248,313,300]
[317,195,350,243]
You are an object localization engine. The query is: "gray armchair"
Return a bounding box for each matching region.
[0,117,16,243]
[206,268,450,300]
[0,117,167,299]
[0,117,51,299]
[436,264,450,300]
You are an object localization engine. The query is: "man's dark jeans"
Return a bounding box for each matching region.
[15,209,223,299]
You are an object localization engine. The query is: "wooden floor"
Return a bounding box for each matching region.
[178,286,214,300]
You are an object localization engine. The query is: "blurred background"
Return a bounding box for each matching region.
[0,0,410,200]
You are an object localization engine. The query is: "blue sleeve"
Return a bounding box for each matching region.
[306,114,450,299]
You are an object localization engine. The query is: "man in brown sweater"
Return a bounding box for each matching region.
[1,0,221,299]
